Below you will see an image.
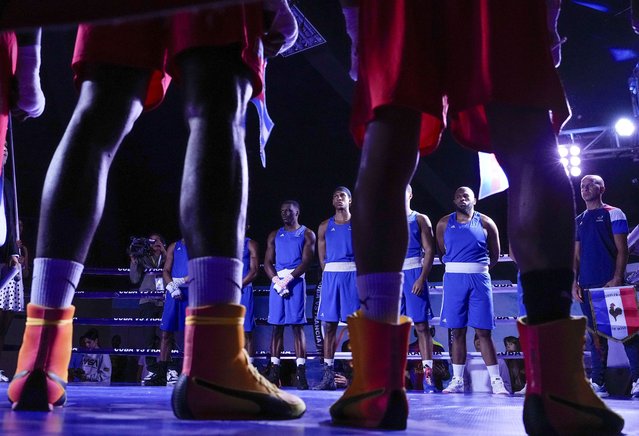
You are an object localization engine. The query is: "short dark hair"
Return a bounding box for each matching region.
[281,200,300,210]
[503,336,520,346]
[84,328,99,341]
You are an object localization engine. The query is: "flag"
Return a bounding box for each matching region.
[478,152,509,200]
[249,65,274,168]
[588,286,639,342]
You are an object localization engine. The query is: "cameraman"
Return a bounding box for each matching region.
[129,233,166,372]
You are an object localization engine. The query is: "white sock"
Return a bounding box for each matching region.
[325,358,334,367]
[356,272,403,324]
[296,357,306,366]
[188,257,242,307]
[31,258,84,308]
[271,357,280,365]
[452,364,465,378]
[423,359,433,369]
[487,364,500,379]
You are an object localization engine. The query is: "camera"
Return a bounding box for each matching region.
[128,237,154,258]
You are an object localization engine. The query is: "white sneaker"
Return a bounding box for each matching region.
[491,376,509,395]
[0,370,9,382]
[631,379,639,400]
[443,376,464,394]
[589,379,609,398]
[515,383,526,395]
[166,369,179,386]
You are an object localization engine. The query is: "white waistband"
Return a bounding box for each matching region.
[402,257,423,271]
[277,268,305,279]
[445,262,489,274]
[324,262,357,272]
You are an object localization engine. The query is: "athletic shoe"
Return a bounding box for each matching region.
[8,304,74,411]
[491,376,509,395]
[167,369,179,386]
[442,376,464,394]
[590,380,610,398]
[0,370,10,382]
[519,317,623,435]
[266,363,281,387]
[423,366,437,393]
[515,383,526,395]
[631,379,639,400]
[313,363,336,391]
[296,365,308,390]
[171,304,305,420]
[142,370,167,387]
[330,311,410,430]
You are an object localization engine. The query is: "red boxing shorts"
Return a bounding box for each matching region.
[0,32,17,148]
[72,3,264,111]
[351,0,570,155]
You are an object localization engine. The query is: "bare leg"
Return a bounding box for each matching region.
[177,46,252,260]
[450,327,467,365]
[475,328,497,366]
[37,67,150,261]
[414,322,433,361]
[270,325,284,358]
[353,106,421,275]
[292,325,306,359]
[322,321,337,360]
[160,331,173,362]
[488,103,573,324]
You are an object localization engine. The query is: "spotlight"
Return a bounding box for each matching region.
[615,118,636,137]
[569,145,581,156]
[558,145,569,157]
[560,157,569,167]
[570,166,582,177]
[570,156,581,166]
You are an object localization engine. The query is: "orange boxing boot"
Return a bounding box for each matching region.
[519,317,624,435]
[172,303,306,420]
[330,310,411,429]
[8,304,75,411]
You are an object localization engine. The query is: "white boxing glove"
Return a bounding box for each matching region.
[263,0,298,57]
[272,275,290,298]
[166,281,182,299]
[173,277,187,287]
[15,45,45,118]
[280,273,295,288]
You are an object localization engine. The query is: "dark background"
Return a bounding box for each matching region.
[8,0,639,267]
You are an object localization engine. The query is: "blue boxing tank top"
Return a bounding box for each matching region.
[325,217,354,263]
[405,211,424,259]
[242,237,251,278]
[442,212,489,264]
[274,225,307,270]
[172,239,189,281]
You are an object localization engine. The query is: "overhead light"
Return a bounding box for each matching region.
[615,118,636,137]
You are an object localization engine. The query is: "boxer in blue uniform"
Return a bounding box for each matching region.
[314,186,358,390]
[573,174,639,399]
[264,200,316,389]
[435,187,507,395]
[401,185,436,392]
[240,236,259,364]
[144,238,189,386]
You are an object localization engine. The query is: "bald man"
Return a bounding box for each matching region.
[573,174,639,399]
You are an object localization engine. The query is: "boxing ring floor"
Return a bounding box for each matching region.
[1,385,638,435]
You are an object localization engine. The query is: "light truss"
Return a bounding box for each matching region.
[558,126,639,162]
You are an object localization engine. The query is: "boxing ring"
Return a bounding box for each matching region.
[1,256,639,435]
